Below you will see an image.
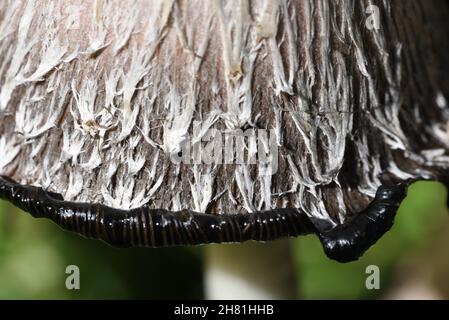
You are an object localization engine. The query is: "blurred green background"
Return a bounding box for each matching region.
[0,181,448,299]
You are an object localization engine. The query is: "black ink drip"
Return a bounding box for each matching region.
[0,175,407,262]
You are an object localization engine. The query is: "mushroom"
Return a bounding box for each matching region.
[0,0,448,299]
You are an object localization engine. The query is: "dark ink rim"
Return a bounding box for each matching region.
[0,175,408,262]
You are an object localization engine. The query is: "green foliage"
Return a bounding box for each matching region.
[295,181,448,299]
[0,201,203,299]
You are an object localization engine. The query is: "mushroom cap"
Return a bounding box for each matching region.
[0,0,448,262]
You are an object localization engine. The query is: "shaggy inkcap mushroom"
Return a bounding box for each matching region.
[0,0,448,263]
